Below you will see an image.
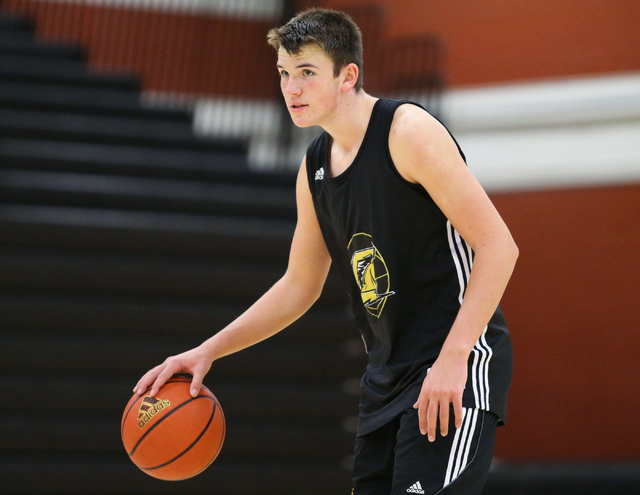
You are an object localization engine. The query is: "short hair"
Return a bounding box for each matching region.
[267,8,364,91]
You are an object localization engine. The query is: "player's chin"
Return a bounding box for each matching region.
[290,117,315,128]
[288,111,315,128]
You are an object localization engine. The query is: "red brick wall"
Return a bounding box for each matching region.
[491,184,640,460]
[7,0,639,92]
[3,0,279,97]
[328,0,640,86]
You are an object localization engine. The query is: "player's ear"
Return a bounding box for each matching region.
[340,63,359,92]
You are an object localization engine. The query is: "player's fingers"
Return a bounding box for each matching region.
[453,396,464,429]
[426,401,438,442]
[148,375,168,398]
[133,365,162,395]
[133,377,147,396]
[189,369,205,397]
[416,399,428,435]
[439,401,450,437]
[149,360,180,397]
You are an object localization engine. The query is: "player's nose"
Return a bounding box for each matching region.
[283,76,302,96]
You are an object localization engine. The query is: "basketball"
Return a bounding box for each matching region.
[121,374,225,481]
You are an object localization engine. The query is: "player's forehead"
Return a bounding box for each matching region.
[276,43,332,70]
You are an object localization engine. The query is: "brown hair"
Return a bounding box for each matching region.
[267,8,364,91]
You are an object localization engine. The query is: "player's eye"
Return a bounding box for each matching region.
[302,69,314,76]
[279,70,289,78]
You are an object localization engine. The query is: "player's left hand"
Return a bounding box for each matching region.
[413,353,467,442]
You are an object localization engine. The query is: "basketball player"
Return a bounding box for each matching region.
[134,9,518,494]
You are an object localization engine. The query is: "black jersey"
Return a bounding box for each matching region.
[305,98,513,436]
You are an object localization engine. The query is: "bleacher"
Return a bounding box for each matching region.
[0,8,366,494]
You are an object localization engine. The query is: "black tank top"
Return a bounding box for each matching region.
[305,98,512,436]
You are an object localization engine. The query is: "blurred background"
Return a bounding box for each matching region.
[0,0,638,494]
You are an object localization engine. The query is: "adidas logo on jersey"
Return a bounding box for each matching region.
[406,481,425,494]
[314,167,325,181]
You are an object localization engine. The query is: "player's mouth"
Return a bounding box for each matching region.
[290,103,308,112]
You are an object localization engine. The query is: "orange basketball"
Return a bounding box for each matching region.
[121,374,225,481]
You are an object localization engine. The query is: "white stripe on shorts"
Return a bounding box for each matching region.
[443,407,479,488]
[447,220,493,412]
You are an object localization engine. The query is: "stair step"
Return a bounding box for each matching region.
[1,374,359,419]
[0,247,344,301]
[0,330,362,380]
[0,138,257,180]
[0,248,283,298]
[0,292,355,342]
[0,81,192,121]
[0,54,140,90]
[0,169,296,218]
[0,207,295,264]
[0,414,354,459]
[0,203,294,257]
[0,31,83,60]
[0,108,248,152]
[0,454,352,494]
[0,13,31,33]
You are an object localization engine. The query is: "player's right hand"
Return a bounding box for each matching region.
[133,345,213,398]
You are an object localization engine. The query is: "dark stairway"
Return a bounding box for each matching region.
[0,9,365,495]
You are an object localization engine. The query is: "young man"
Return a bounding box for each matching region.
[134,8,518,495]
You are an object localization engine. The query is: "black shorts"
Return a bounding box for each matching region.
[352,407,498,495]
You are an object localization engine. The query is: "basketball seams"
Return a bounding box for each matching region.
[128,394,214,457]
[141,397,219,473]
[191,401,226,477]
[121,394,144,437]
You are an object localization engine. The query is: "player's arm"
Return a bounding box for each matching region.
[389,104,519,441]
[134,158,332,397]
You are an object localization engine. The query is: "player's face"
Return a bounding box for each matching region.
[276,44,344,128]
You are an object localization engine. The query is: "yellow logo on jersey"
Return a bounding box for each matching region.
[348,233,395,318]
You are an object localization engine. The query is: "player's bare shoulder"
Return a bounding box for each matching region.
[389,104,461,184]
[390,104,448,148]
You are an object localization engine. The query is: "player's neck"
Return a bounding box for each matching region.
[323,91,378,155]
